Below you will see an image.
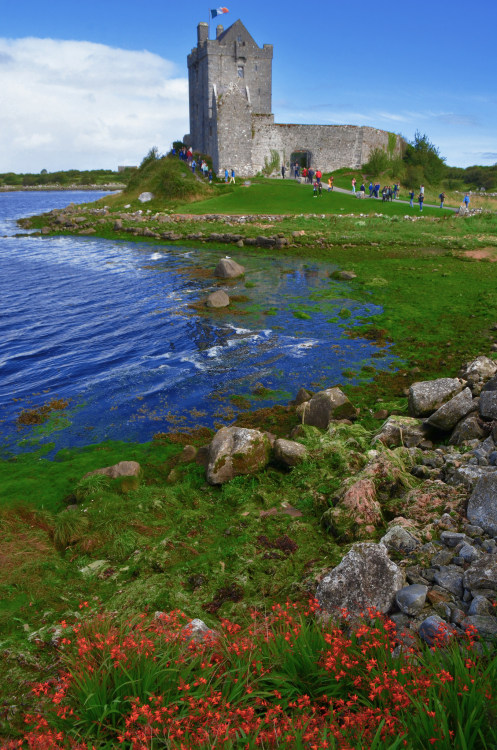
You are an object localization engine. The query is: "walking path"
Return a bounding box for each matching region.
[295,180,456,212]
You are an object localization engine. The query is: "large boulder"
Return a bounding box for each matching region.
[425,388,474,431]
[467,474,497,536]
[138,192,154,203]
[206,426,270,485]
[273,438,308,468]
[408,378,464,417]
[83,461,141,480]
[206,290,230,308]
[380,525,421,554]
[214,258,245,279]
[459,356,497,395]
[374,415,428,448]
[316,542,404,617]
[298,387,357,429]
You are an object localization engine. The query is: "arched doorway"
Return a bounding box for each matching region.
[290,150,311,169]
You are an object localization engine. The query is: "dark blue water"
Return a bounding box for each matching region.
[0,191,395,454]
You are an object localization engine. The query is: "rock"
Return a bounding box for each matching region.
[332,270,357,281]
[138,192,154,203]
[461,615,497,637]
[206,426,270,485]
[213,258,245,279]
[373,409,389,420]
[380,525,421,554]
[113,219,123,231]
[449,414,487,445]
[440,531,469,548]
[316,542,404,617]
[479,391,497,420]
[79,559,110,577]
[83,460,141,480]
[300,387,357,429]
[459,356,497,395]
[294,387,313,406]
[181,618,218,643]
[374,415,428,448]
[408,378,464,418]
[418,615,453,645]
[433,566,464,598]
[273,438,308,468]
[206,290,230,308]
[463,557,497,596]
[425,388,474,431]
[178,445,197,463]
[395,584,428,616]
[468,596,495,616]
[458,544,479,563]
[467,474,497,535]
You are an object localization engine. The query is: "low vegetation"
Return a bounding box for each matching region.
[3,146,497,746]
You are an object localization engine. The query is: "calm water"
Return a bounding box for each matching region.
[0,191,395,455]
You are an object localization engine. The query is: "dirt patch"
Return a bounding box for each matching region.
[463,248,497,262]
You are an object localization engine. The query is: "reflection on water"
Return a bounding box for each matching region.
[0,192,396,454]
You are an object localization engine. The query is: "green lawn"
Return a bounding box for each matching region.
[176,177,448,217]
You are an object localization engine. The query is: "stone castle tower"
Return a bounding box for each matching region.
[186,20,402,177]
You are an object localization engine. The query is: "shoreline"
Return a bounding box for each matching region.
[0,184,124,192]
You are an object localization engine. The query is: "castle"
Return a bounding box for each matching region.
[186,19,402,177]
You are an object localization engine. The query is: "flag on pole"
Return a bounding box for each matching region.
[211,7,229,18]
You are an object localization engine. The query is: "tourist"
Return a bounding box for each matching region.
[351,177,356,193]
[208,169,213,183]
[368,181,373,197]
[409,189,415,208]
[360,183,365,194]
[418,192,424,211]
[191,158,196,174]
[308,168,314,184]
[382,186,388,202]
[464,193,470,208]
[281,164,286,178]
[224,168,229,183]
[315,169,322,186]
[294,162,299,179]
[329,175,334,191]
[327,177,333,192]
[302,167,308,181]
[230,169,236,184]
[313,181,318,197]
[393,183,399,199]
[374,182,380,198]
[439,191,446,208]
[420,184,425,196]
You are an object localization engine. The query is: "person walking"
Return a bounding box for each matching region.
[464,193,470,209]
[327,177,333,192]
[439,191,446,208]
[393,183,399,199]
[409,189,415,208]
[351,177,356,193]
[420,184,425,196]
[208,169,213,183]
[281,164,286,179]
[229,169,236,184]
[315,169,322,186]
[224,168,229,183]
[418,192,424,211]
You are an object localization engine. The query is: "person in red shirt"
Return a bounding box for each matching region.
[315,169,322,185]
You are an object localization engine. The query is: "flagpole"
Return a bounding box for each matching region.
[208,8,210,39]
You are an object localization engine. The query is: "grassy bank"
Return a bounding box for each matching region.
[3,162,497,743]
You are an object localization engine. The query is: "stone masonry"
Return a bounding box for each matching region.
[186,19,403,177]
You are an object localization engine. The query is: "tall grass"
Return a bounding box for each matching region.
[9,602,496,749]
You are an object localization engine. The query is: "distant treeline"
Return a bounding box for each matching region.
[0,168,135,187]
[365,131,497,191]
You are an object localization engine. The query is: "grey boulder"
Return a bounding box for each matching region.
[395,584,428,616]
[83,460,141,480]
[374,415,428,448]
[449,414,487,445]
[298,387,357,429]
[467,474,497,536]
[463,556,497,596]
[425,388,474,431]
[418,615,453,645]
[408,378,463,418]
[214,258,245,279]
[273,438,308,468]
[380,525,421,554]
[316,542,404,617]
[206,426,270,485]
[206,290,230,308]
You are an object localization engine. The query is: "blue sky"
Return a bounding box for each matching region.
[1,0,495,171]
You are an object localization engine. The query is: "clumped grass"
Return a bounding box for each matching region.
[7,603,496,749]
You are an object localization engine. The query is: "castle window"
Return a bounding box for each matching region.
[237,35,242,42]
[237,66,244,78]
[255,64,258,72]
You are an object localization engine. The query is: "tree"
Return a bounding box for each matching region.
[403,131,446,184]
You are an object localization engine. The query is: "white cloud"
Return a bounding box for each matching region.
[0,37,189,172]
